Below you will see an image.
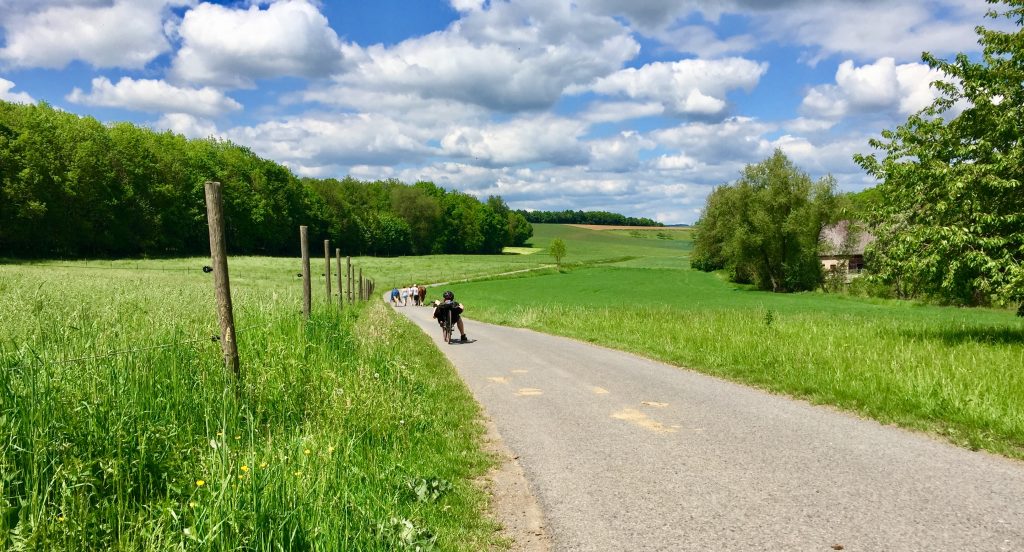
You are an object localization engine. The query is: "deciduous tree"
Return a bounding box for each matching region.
[854,0,1024,309]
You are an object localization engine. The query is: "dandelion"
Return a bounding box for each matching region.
[240,465,250,473]
[57,516,66,522]
[304,449,311,455]
[196,479,205,487]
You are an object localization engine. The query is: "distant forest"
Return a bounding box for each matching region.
[518,209,662,227]
[0,101,532,258]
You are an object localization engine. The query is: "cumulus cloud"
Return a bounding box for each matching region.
[449,0,485,12]
[588,131,656,172]
[170,0,350,88]
[334,0,639,112]
[581,101,665,123]
[441,116,589,166]
[68,77,242,117]
[651,25,756,58]
[224,113,437,171]
[0,0,182,69]
[0,78,34,103]
[155,113,220,139]
[801,57,945,119]
[749,0,989,64]
[579,58,768,117]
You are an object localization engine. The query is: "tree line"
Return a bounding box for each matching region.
[518,209,662,227]
[0,101,532,258]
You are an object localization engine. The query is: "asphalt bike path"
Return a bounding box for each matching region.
[393,302,1024,551]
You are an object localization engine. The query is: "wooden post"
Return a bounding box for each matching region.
[346,256,352,303]
[204,181,240,378]
[359,268,364,301]
[324,239,331,303]
[300,226,311,320]
[335,248,343,308]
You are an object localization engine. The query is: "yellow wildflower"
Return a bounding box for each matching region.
[240,465,250,473]
[196,479,205,487]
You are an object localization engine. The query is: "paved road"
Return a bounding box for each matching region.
[394,303,1024,551]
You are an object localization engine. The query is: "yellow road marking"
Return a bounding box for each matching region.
[611,408,677,434]
[516,388,543,396]
[488,377,510,384]
[511,369,528,374]
[641,401,668,408]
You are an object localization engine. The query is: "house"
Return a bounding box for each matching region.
[819,220,874,275]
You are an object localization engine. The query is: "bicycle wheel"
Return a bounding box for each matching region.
[444,311,453,344]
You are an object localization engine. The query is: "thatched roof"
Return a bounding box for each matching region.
[819,220,874,256]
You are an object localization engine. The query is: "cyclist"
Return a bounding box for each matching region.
[432,290,469,343]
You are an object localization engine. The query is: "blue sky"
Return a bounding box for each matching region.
[0,0,1000,224]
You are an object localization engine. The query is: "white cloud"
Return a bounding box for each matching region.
[0,78,34,103]
[652,25,756,58]
[0,0,180,69]
[653,153,701,171]
[652,117,775,165]
[770,133,873,184]
[298,85,490,127]
[441,116,589,166]
[68,77,241,117]
[582,101,665,123]
[588,131,656,171]
[801,58,945,119]
[580,58,768,117]
[155,113,220,139]
[334,0,640,111]
[224,113,437,171]
[170,0,350,87]
[750,0,990,64]
[449,0,485,12]
[784,117,835,134]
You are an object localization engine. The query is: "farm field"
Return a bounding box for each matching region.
[0,258,503,550]
[448,225,1024,460]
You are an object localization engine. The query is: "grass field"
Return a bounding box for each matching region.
[447,225,1024,459]
[5,221,1023,549]
[0,259,501,550]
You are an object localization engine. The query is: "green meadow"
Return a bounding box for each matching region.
[3,222,1023,550]
[451,224,1024,459]
[0,259,501,551]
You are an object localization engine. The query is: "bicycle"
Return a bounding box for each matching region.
[440,309,454,344]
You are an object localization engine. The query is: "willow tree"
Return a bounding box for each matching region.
[692,150,837,292]
[854,0,1024,310]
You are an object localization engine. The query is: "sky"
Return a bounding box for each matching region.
[0,0,1002,224]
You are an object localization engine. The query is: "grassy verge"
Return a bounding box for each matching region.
[453,265,1024,459]
[0,261,498,550]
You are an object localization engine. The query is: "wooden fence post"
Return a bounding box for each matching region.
[345,257,351,303]
[204,181,240,378]
[300,226,310,320]
[324,239,331,303]
[335,248,343,308]
[359,268,364,301]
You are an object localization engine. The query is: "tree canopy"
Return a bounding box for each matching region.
[0,101,532,258]
[854,0,1024,308]
[692,150,839,292]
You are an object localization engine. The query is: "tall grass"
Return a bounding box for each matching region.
[455,266,1024,459]
[0,260,498,550]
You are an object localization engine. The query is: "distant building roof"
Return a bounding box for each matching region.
[819,221,874,256]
